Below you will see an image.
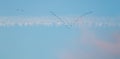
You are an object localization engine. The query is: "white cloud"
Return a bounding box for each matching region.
[0,16,119,27]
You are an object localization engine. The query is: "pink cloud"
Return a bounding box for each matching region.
[58,28,120,59]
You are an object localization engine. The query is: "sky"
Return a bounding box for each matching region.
[0,0,120,59]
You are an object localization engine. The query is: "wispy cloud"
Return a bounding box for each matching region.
[0,16,119,27]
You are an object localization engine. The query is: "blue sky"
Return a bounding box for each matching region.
[0,0,120,59]
[0,0,120,16]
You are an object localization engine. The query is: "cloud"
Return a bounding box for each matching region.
[57,27,120,59]
[81,28,120,54]
[0,16,119,27]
